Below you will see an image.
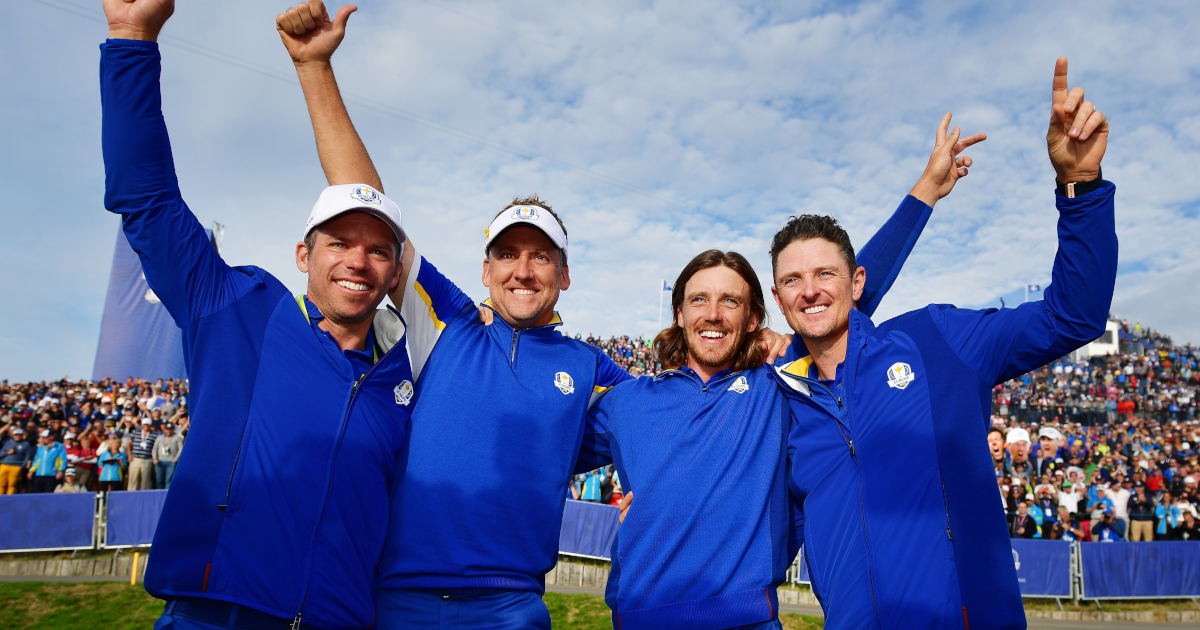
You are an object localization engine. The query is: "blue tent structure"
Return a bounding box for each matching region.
[91,223,222,381]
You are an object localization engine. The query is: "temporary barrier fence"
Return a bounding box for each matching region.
[559,499,620,560]
[5,491,1200,603]
[0,492,97,553]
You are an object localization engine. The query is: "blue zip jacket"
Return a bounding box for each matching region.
[775,182,1117,630]
[377,256,630,592]
[575,196,930,629]
[1,438,33,467]
[31,442,67,477]
[101,40,415,629]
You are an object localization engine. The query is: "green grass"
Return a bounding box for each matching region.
[0,583,820,630]
[0,582,164,630]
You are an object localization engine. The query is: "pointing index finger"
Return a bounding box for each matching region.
[1052,57,1069,106]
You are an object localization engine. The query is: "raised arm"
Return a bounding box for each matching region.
[856,113,986,316]
[101,0,255,328]
[277,1,419,303]
[932,58,1115,385]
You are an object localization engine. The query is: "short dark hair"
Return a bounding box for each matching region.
[653,250,767,372]
[489,194,568,266]
[769,215,856,279]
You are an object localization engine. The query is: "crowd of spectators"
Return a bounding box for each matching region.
[992,318,1199,542]
[583,334,659,377]
[0,378,188,494]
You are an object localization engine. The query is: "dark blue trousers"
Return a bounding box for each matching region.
[376,589,550,630]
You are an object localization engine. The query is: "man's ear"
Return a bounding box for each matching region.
[389,260,403,292]
[481,258,492,288]
[558,264,571,291]
[296,242,310,273]
[675,308,685,330]
[851,266,866,303]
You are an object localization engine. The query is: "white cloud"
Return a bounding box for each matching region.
[2,0,1199,381]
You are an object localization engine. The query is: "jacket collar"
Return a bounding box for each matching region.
[655,365,743,386]
[481,299,564,333]
[780,309,874,380]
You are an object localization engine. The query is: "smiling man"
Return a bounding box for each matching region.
[100,2,415,629]
[773,58,1116,630]
[576,115,981,630]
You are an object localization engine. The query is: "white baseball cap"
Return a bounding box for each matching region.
[1038,427,1064,441]
[141,417,152,425]
[1006,428,1031,444]
[305,184,406,248]
[483,204,567,257]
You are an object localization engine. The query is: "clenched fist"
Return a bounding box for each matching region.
[103,0,174,42]
[277,1,358,65]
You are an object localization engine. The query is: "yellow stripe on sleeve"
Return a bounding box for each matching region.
[414,281,446,331]
[592,385,613,395]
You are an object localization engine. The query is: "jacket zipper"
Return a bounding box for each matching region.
[941,481,954,541]
[510,329,519,367]
[813,375,880,623]
[295,368,372,622]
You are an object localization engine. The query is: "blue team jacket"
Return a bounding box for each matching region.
[377,257,631,592]
[576,196,932,630]
[101,40,414,629]
[776,183,1117,630]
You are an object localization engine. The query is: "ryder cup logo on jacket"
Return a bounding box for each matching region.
[554,371,575,395]
[352,185,381,205]
[394,380,414,406]
[512,205,539,221]
[886,362,915,390]
[728,375,750,394]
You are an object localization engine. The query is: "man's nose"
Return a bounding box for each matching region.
[343,246,369,270]
[512,255,534,280]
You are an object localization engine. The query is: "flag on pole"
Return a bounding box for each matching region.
[663,280,673,291]
[1026,284,1041,292]
[999,297,1005,309]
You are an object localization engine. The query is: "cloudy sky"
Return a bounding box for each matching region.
[3,0,1199,382]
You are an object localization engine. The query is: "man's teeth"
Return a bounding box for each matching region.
[699,331,727,339]
[512,289,536,296]
[804,305,829,315]
[336,280,369,291]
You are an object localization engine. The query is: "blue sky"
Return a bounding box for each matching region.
[3,0,1199,381]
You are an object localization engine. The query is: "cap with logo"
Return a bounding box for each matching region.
[483,204,567,257]
[305,184,406,249]
[1006,428,1031,445]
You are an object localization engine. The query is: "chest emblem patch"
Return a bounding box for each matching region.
[728,375,750,394]
[886,362,915,390]
[394,380,414,406]
[554,371,575,395]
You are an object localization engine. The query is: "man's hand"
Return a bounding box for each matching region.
[909,113,986,208]
[1047,57,1108,183]
[102,0,174,42]
[760,328,793,365]
[478,306,495,326]
[277,1,358,66]
[618,491,633,524]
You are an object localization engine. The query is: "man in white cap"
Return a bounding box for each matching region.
[99,1,418,627]
[1035,426,1065,477]
[271,3,812,627]
[1006,428,1034,485]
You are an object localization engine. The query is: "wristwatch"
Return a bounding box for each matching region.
[1057,167,1104,199]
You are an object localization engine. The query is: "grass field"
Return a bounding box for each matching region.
[0,583,824,630]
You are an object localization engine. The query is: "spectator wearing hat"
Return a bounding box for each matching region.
[153,423,183,489]
[54,468,83,493]
[1110,474,1132,528]
[1006,428,1034,486]
[28,430,67,493]
[97,433,127,493]
[0,426,33,494]
[1092,509,1126,541]
[1128,485,1156,541]
[1035,426,1065,476]
[126,418,158,490]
